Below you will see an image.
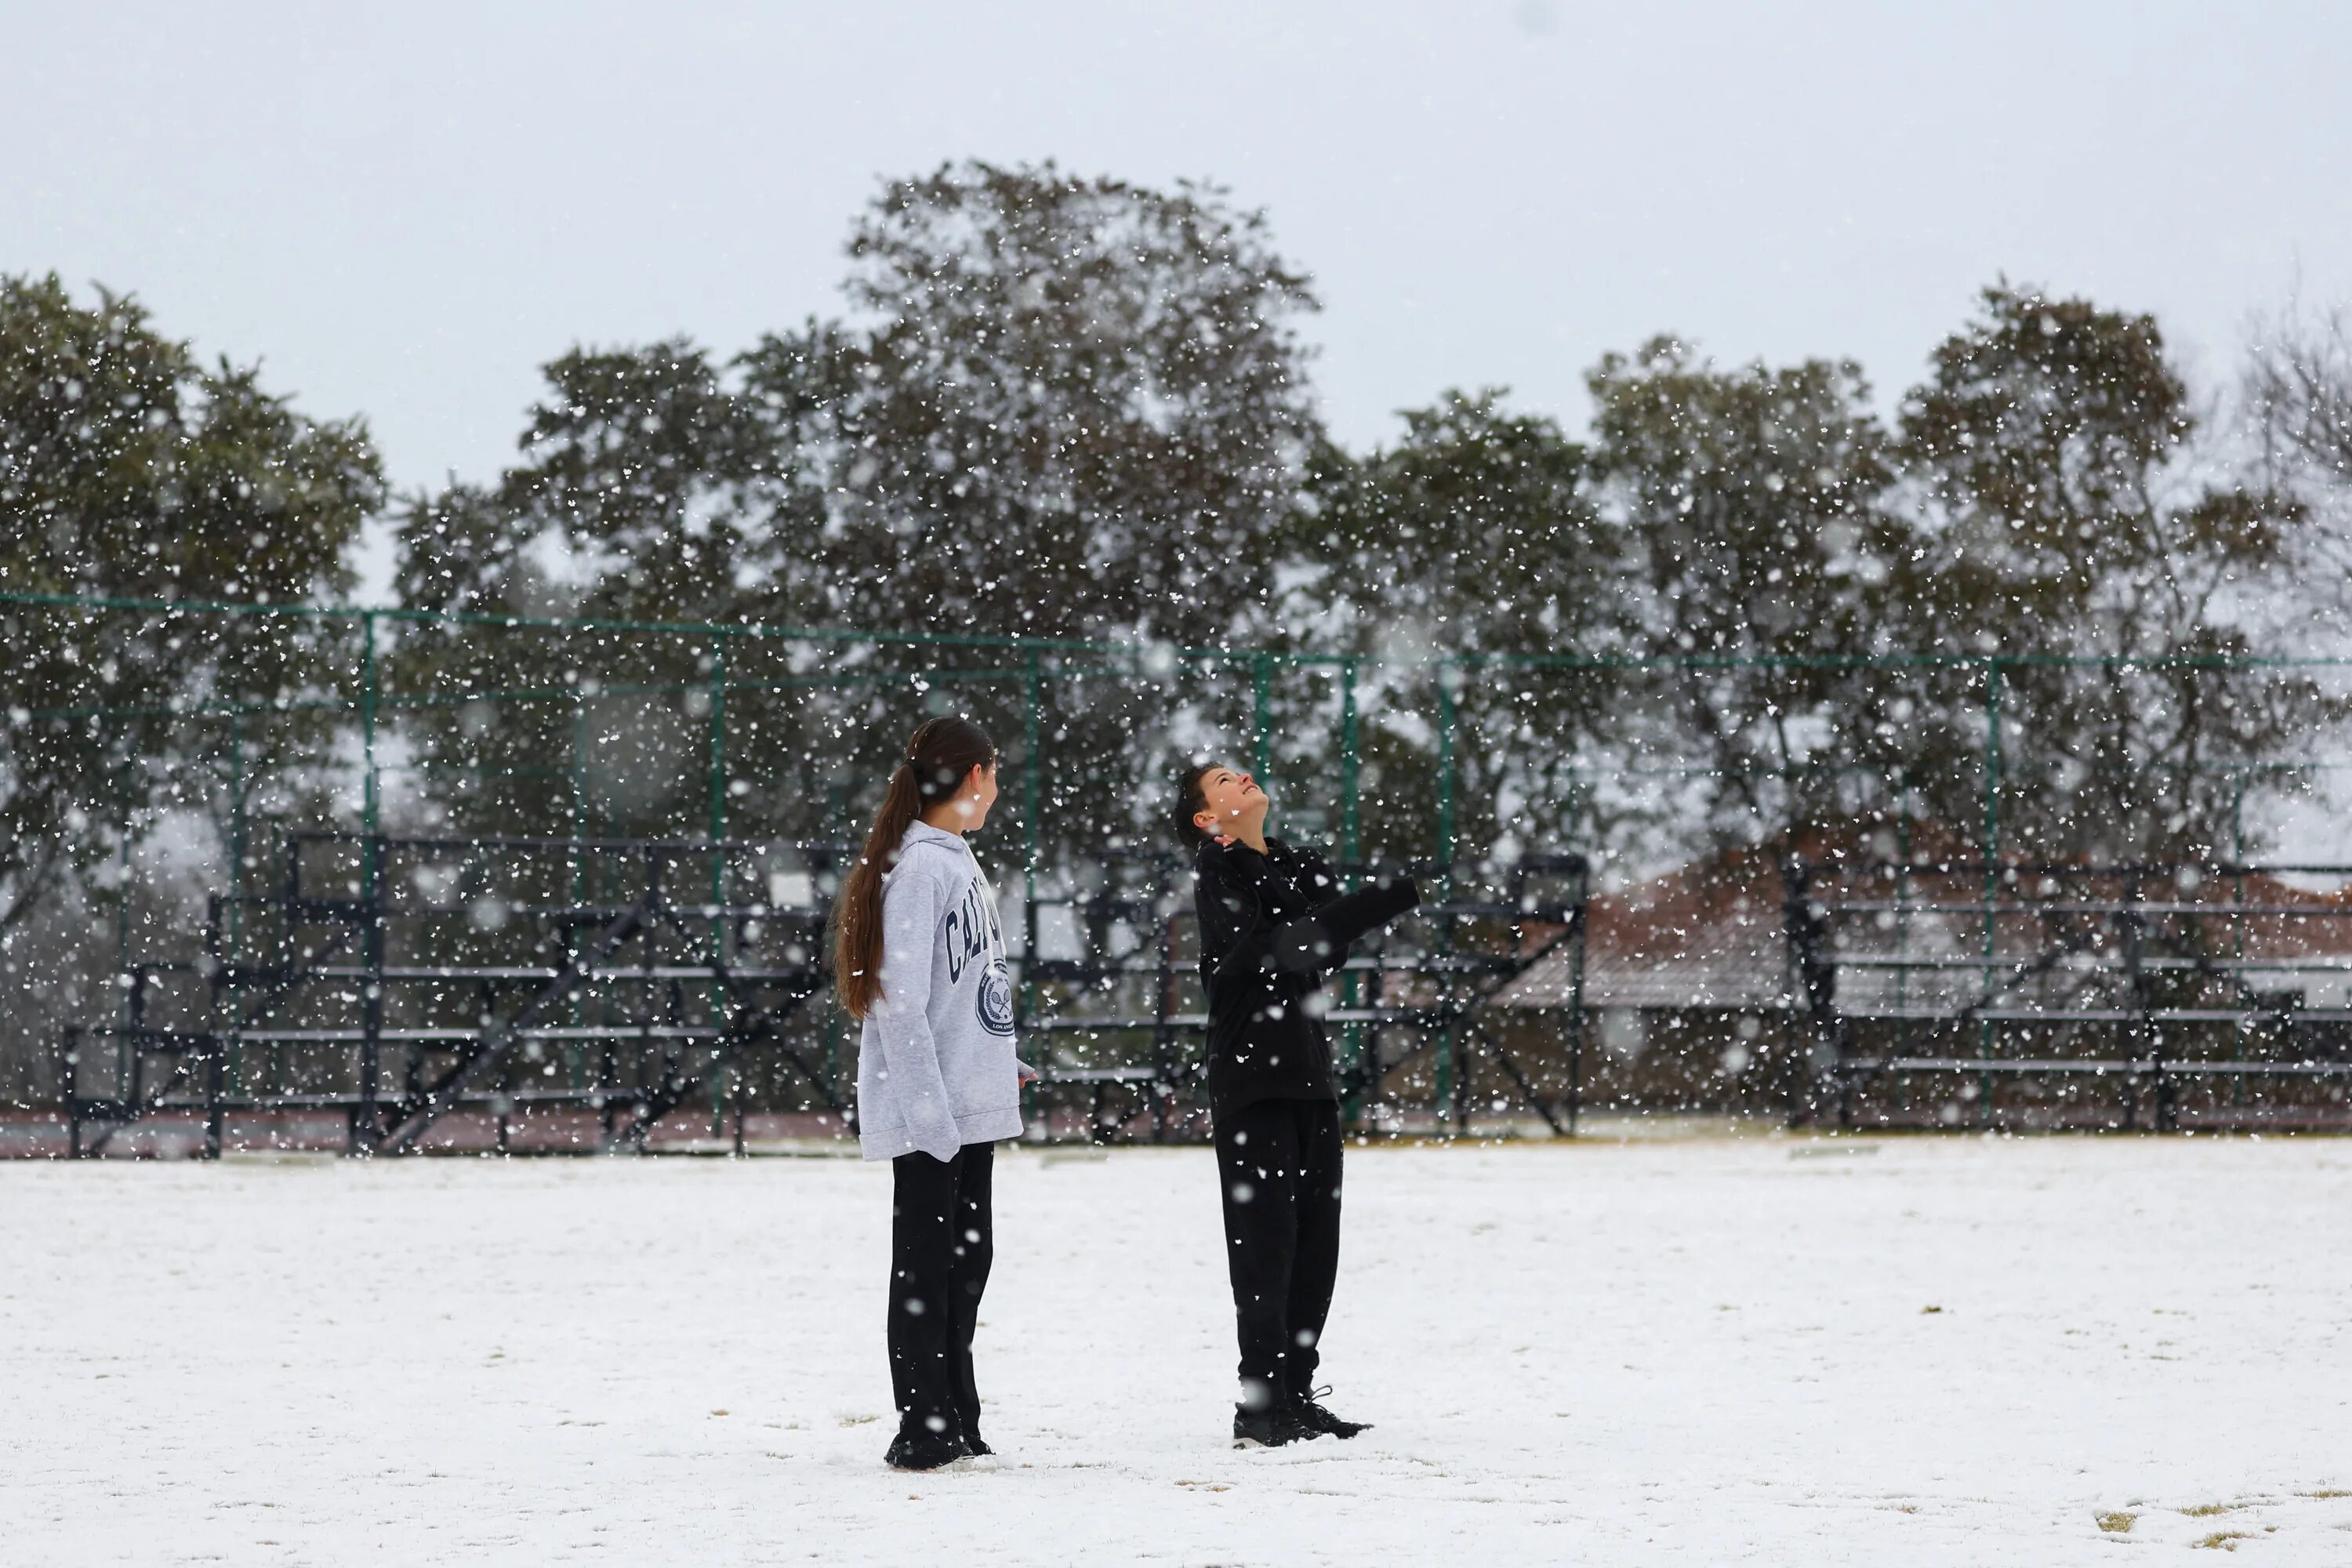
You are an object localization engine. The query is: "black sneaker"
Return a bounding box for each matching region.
[961,1432,994,1457]
[1232,1402,1314,1448]
[884,1428,964,1471]
[1291,1386,1370,1439]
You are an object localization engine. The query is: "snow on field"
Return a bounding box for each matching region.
[4,1131,2350,1566]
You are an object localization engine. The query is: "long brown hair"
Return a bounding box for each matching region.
[833,715,999,1020]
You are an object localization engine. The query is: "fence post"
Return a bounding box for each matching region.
[104,711,133,1142]
[1018,649,1043,1134]
[354,612,382,1154]
[1023,648,1042,910]
[112,724,131,1029]
[226,709,245,1098]
[707,634,728,846]
[706,633,729,1137]
[1976,656,2001,1127]
[567,695,590,1091]
[361,612,379,846]
[1338,659,1364,1125]
[1980,656,2001,866]
[1435,662,1459,1131]
[1251,652,1272,782]
[570,691,589,880]
[1787,853,1858,1129]
[1340,658,1360,861]
[2232,766,2249,1105]
[2121,871,2150,1129]
[1568,883,1587,1134]
[1436,662,1457,870]
[227,708,245,909]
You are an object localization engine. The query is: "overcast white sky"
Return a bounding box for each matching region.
[10,0,2351,518]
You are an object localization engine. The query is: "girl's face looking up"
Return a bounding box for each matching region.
[1192,766,1269,840]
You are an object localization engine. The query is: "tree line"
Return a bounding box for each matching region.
[381,165,2351,876]
[7,159,2352,1022]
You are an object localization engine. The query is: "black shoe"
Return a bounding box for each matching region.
[961,1432,994,1457]
[884,1428,964,1471]
[1291,1386,1370,1439]
[1232,1402,1312,1448]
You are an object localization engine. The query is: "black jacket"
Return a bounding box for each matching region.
[1192,837,1419,1118]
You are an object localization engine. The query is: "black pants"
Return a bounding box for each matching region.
[1214,1097,1343,1410]
[887,1142,994,1444]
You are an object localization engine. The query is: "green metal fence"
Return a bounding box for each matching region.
[9,587,2352,1119]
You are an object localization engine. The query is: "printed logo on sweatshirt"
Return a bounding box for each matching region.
[977,961,1015,1036]
[944,876,1003,986]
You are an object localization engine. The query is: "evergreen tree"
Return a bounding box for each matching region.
[742,160,1319,647]
[0,273,380,931]
[393,341,767,837]
[1583,339,1900,848]
[1290,391,1612,856]
[1895,284,2320,861]
[396,163,1325,854]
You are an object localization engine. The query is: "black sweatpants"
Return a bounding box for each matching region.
[887,1142,995,1444]
[1214,1097,1344,1410]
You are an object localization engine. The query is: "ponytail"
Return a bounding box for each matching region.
[832,715,999,1019]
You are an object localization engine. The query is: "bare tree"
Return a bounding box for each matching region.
[2249,303,2352,488]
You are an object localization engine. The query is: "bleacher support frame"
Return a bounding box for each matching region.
[62,832,850,1157]
[1784,856,2352,1131]
[60,833,1591,1155]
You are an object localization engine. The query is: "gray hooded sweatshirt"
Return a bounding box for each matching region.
[855,821,1025,1161]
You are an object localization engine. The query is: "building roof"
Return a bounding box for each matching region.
[1495,827,2352,1014]
[1497,839,1791,1011]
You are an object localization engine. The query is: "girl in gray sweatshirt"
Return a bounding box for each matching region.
[833,716,1028,1472]
[853,816,1026,1160]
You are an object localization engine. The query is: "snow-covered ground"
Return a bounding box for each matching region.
[4,1131,2349,1566]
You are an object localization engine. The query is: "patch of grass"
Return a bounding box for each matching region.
[2181,1502,2242,1518]
[2095,1512,2136,1534]
[2193,1530,2250,1551]
[2303,1488,2352,1500]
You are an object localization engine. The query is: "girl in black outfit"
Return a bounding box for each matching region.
[1177,761,1420,1448]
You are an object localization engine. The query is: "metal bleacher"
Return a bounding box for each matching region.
[1785,856,2352,1131]
[60,833,848,1156]
[60,830,1590,1156]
